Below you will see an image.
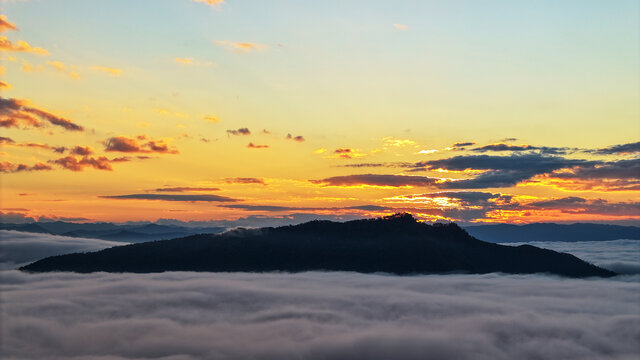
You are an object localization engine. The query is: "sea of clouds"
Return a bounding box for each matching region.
[502,240,640,275]
[1,231,639,360]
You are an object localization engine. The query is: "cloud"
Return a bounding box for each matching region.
[175,57,192,64]
[451,142,475,149]
[215,40,267,53]
[100,193,237,202]
[0,36,49,55]
[311,174,438,187]
[247,142,269,149]
[418,149,438,154]
[0,15,17,33]
[383,137,417,148]
[192,0,225,7]
[219,204,390,213]
[286,134,305,142]
[393,23,409,30]
[533,158,640,191]
[333,148,362,159]
[104,136,178,154]
[50,156,115,172]
[1,270,638,360]
[0,136,66,153]
[90,66,122,76]
[203,115,220,123]
[227,127,251,136]
[0,230,124,269]
[504,240,640,275]
[0,97,84,131]
[70,146,93,156]
[471,144,569,155]
[0,161,52,173]
[153,187,221,192]
[592,141,640,155]
[225,177,267,185]
[0,81,9,91]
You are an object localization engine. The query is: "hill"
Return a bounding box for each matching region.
[20,214,615,277]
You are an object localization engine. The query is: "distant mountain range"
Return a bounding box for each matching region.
[465,223,640,243]
[2,220,637,244]
[0,221,225,242]
[21,214,615,278]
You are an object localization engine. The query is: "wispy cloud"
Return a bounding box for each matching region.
[104,136,178,154]
[153,187,221,192]
[0,36,49,55]
[0,97,84,131]
[0,161,52,173]
[224,177,267,185]
[90,66,122,76]
[192,0,225,7]
[0,15,18,33]
[285,133,305,142]
[215,40,267,53]
[393,23,409,30]
[100,193,236,202]
[247,142,269,149]
[203,115,220,123]
[227,128,250,136]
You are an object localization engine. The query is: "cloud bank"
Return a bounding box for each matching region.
[0,230,125,269]
[1,270,638,360]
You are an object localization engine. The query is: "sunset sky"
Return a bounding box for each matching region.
[1,0,638,225]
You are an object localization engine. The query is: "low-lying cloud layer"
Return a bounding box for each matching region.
[0,230,124,269]
[504,240,640,275]
[1,270,638,360]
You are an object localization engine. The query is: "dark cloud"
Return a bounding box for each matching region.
[528,196,588,208]
[104,136,178,154]
[50,156,113,172]
[70,146,93,156]
[310,174,438,187]
[219,204,390,212]
[471,144,569,155]
[100,194,237,202]
[500,138,518,142]
[247,142,269,149]
[0,136,67,153]
[592,141,640,155]
[225,177,267,185]
[227,127,251,136]
[0,97,83,131]
[453,142,475,147]
[1,270,638,360]
[286,134,305,142]
[153,187,221,192]
[419,154,590,172]
[334,148,357,159]
[0,161,52,173]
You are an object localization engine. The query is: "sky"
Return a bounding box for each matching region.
[1,0,638,225]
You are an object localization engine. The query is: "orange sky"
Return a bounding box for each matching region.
[1,1,638,225]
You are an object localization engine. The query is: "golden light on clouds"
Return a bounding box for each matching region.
[203,115,220,123]
[214,40,267,53]
[90,66,122,76]
[0,36,49,55]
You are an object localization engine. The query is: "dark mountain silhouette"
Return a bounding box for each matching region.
[0,221,225,243]
[465,223,640,243]
[20,214,615,277]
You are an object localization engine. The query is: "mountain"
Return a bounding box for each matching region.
[0,221,226,243]
[20,214,615,277]
[465,223,640,243]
